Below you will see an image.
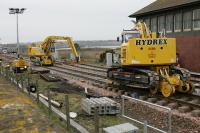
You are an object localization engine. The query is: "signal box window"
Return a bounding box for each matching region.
[158,16,165,32]
[183,11,192,31]
[174,13,182,32]
[144,18,150,30]
[166,14,173,33]
[193,9,200,30]
[151,17,157,32]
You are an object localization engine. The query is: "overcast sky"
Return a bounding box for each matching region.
[0,0,155,43]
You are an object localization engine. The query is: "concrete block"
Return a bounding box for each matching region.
[103,123,139,133]
[81,97,120,115]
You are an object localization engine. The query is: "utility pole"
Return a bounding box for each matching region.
[9,8,26,57]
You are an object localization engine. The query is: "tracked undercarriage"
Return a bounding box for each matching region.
[107,65,194,97]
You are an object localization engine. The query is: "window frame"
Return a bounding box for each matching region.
[174,12,182,32]
[166,14,173,33]
[183,11,192,31]
[158,15,165,33]
[144,18,151,30]
[150,17,157,32]
[193,8,200,30]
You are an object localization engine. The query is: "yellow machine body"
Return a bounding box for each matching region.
[28,36,81,66]
[12,58,27,67]
[40,56,53,65]
[28,46,45,57]
[121,38,176,66]
[107,21,193,97]
[11,58,28,73]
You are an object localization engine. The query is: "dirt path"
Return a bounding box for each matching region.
[0,77,65,133]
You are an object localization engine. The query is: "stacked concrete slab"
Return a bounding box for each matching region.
[81,97,120,115]
[103,123,139,133]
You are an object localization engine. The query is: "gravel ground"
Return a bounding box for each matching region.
[124,100,200,133]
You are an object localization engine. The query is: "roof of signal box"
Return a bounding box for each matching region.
[129,0,200,17]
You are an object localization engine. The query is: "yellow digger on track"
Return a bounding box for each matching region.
[28,36,81,66]
[11,56,28,73]
[107,21,193,97]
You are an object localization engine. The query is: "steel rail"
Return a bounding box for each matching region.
[54,64,106,78]
[47,66,107,84]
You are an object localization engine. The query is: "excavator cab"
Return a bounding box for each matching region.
[117,30,140,43]
[123,31,140,42]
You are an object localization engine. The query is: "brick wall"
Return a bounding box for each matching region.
[175,35,200,72]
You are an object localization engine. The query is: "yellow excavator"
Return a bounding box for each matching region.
[28,36,80,66]
[11,55,28,73]
[107,21,193,97]
[11,46,28,73]
[7,33,28,73]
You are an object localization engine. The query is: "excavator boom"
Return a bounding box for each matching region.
[39,36,79,58]
[28,36,80,66]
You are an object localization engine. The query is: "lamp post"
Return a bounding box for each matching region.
[9,8,26,57]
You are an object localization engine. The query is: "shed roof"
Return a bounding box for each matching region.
[129,0,200,17]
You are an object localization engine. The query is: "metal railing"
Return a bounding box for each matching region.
[121,95,172,133]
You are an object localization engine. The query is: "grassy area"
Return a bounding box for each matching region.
[28,73,129,132]
[37,100,76,133]
[0,75,66,133]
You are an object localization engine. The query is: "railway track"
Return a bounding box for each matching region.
[61,64,200,116]
[54,64,106,78]
[170,94,200,109]
[122,89,200,117]
[80,63,107,70]
[47,65,107,84]
[2,54,200,116]
[73,64,107,72]
[44,63,200,116]
[190,72,200,89]
[160,94,200,115]
[4,53,200,88]
[53,63,200,92]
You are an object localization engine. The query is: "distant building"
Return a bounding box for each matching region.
[129,0,200,72]
[0,46,17,54]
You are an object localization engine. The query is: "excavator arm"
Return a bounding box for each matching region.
[39,36,80,62]
[28,35,80,66]
[66,37,80,62]
[134,21,151,38]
